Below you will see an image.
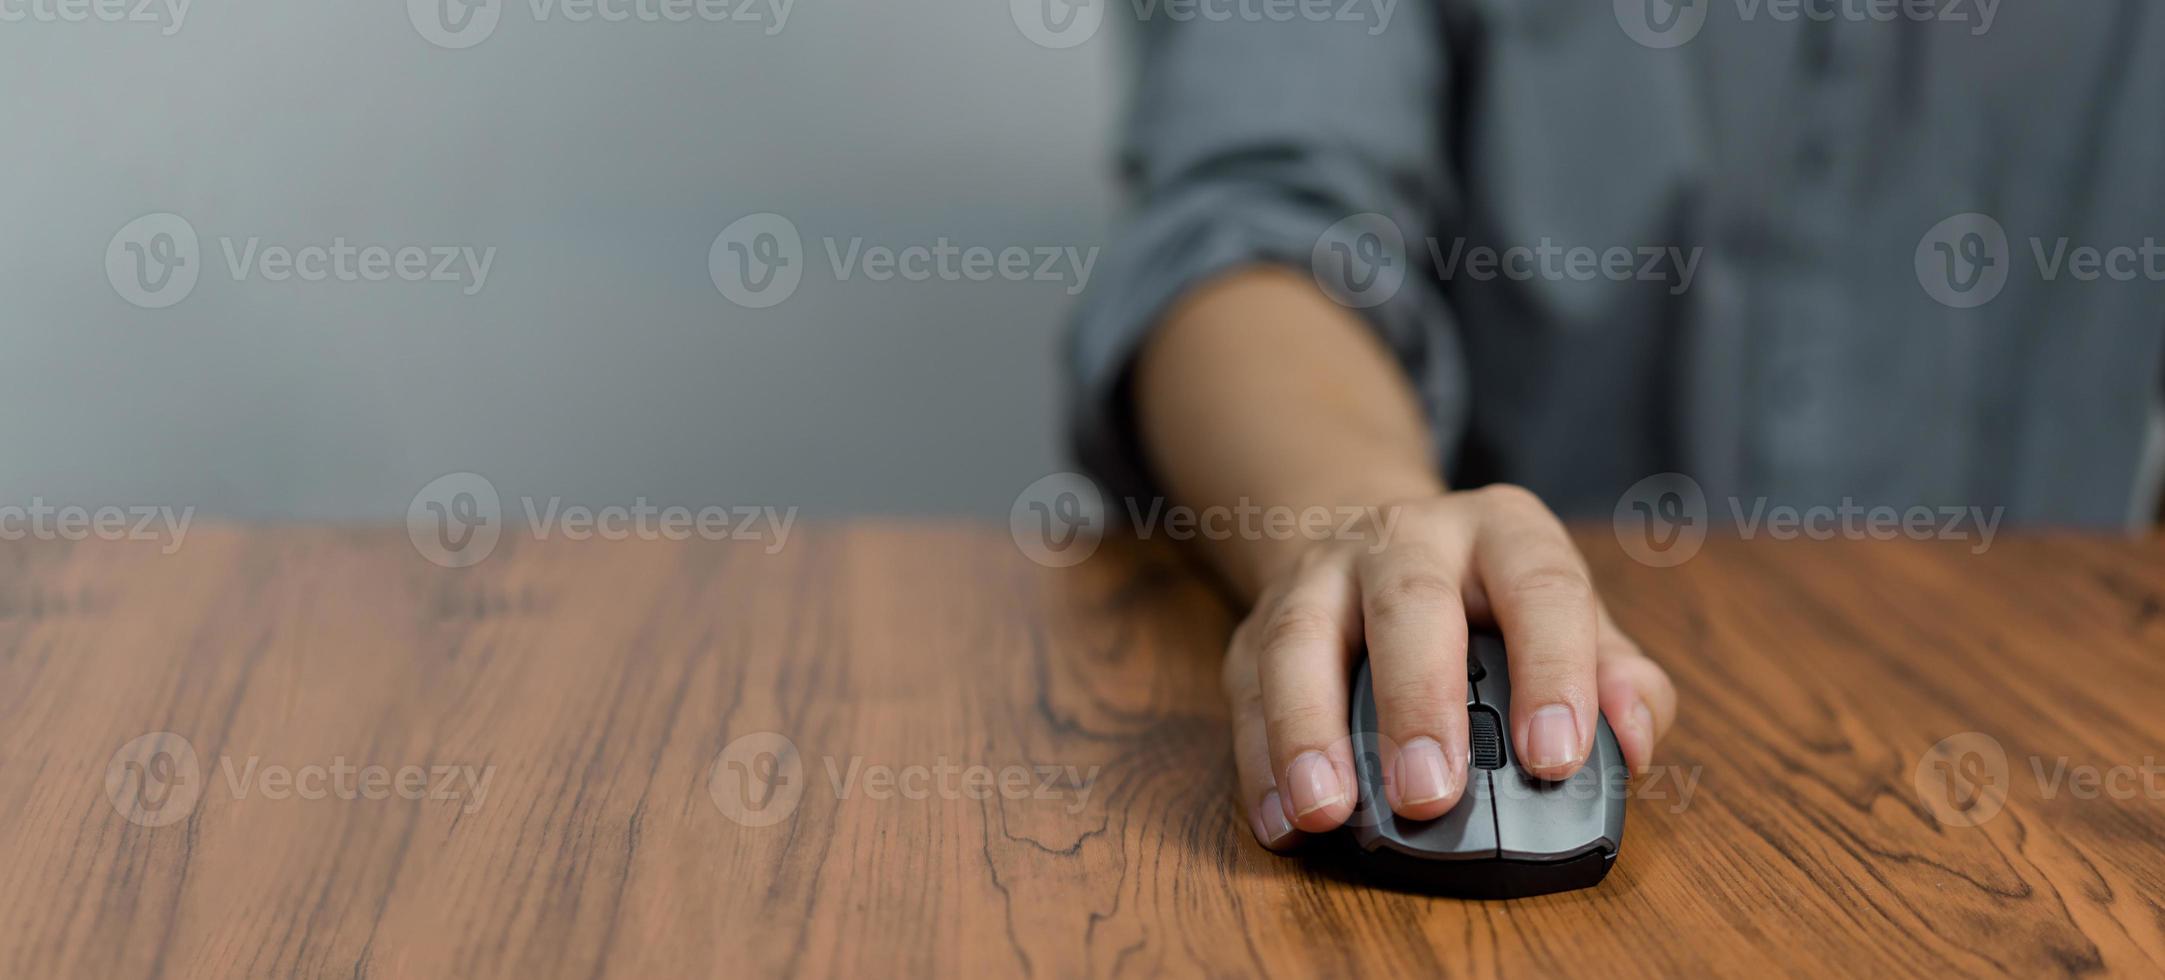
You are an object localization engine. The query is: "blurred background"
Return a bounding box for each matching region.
[0,2,1123,520]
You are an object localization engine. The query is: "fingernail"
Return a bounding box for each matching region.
[1394,737,1454,806]
[1526,704,1582,770]
[1286,751,1346,818]
[1253,790,1295,846]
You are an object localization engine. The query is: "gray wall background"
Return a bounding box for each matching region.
[1,1,1123,519]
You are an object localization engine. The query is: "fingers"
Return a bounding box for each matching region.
[1470,485,1601,781]
[1356,539,1472,820]
[1222,482,1681,858]
[1593,605,1678,775]
[1222,636,1301,850]
[1254,553,1362,833]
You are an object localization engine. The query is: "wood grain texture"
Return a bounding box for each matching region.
[3,525,2163,978]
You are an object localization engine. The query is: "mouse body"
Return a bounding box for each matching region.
[1345,632,1626,899]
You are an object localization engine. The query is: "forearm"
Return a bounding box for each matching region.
[1133,271,1678,840]
[1133,266,1445,600]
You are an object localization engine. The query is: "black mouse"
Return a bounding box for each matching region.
[1344,631,1626,899]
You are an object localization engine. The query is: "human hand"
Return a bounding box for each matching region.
[1219,485,1678,849]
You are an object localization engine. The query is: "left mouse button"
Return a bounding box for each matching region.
[1352,765,1497,860]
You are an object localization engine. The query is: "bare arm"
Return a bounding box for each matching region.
[1136,266,1444,599]
[1133,266,1679,851]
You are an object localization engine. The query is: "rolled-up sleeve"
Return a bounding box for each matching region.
[1064,2,1469,506]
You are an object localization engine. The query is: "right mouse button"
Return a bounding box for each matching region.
[1491,716,1628,862]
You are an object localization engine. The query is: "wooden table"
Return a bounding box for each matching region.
[4,525,2163,978]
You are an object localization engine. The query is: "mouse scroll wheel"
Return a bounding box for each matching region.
[1469,706,1506,770]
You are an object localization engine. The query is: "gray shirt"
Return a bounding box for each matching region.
[1065,0,2165,528]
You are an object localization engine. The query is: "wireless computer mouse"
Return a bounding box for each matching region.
[1345,632,1626,899]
